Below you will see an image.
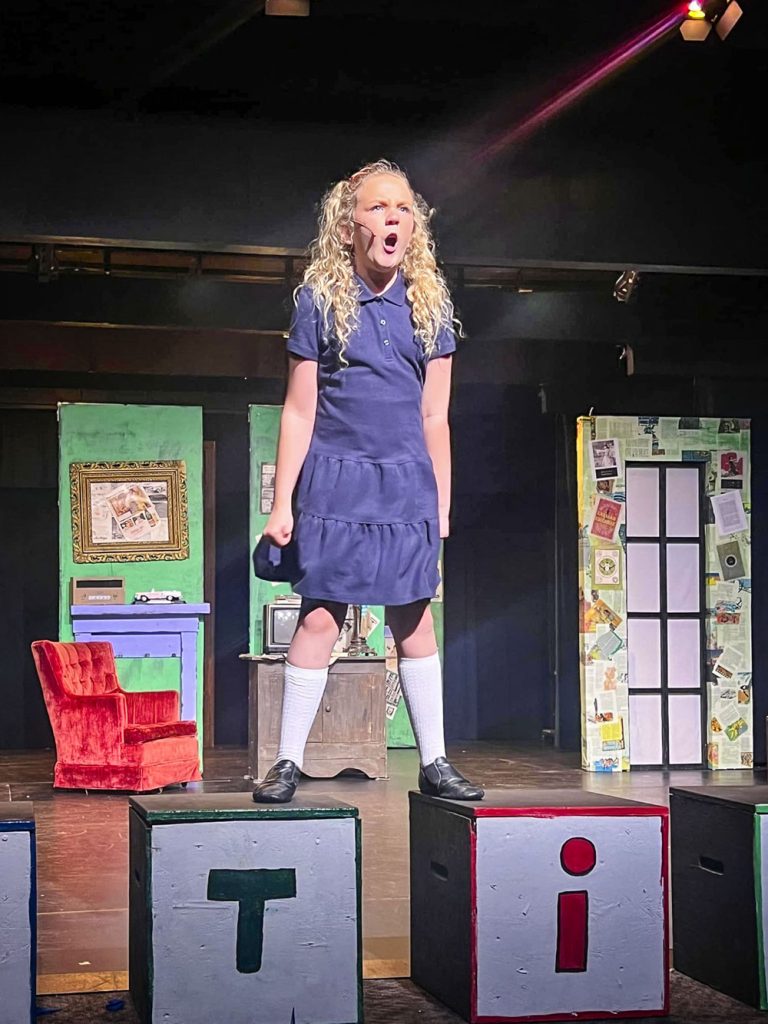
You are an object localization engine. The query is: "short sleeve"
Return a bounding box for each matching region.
[286,287,322,361]
[429,323,457,360]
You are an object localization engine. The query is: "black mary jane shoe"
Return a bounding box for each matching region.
[252,759,301,804]
[418,756,485,801]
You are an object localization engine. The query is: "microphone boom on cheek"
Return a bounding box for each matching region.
[353,220,376,238]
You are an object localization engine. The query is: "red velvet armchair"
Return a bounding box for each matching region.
[31,640,202,792]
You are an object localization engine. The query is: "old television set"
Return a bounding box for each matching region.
[262,601,302,653]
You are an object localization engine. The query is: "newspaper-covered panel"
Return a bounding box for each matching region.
[577,415,752,772]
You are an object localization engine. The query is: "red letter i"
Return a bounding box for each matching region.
[556,837,596,973]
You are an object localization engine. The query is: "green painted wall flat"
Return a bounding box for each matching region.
[58,403,205,756]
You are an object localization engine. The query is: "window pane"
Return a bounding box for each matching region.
[666,468,700,538]
[627,619,661,689]
[627,543,660,613]
[667,544,700,613]
[668,694,702,765]
[667,619,701,688]
[626,467,660,537]
[629,693,662,765]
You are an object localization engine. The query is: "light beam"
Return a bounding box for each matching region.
[477,7,685,161]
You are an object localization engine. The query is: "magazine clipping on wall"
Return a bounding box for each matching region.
[91,480,167,543]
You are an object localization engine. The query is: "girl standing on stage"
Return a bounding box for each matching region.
[253,159,483,804]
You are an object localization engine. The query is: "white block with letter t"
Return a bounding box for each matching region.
[129,793,361,1024]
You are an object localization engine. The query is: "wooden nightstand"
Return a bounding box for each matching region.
[242,655,387,780]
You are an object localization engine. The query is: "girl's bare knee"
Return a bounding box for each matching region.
[387,601,434,646]
[299,601,346,640]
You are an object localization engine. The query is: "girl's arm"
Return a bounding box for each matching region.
[422,355,453,539]
[263,355,318,545]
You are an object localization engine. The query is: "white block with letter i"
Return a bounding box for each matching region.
[410,789,668,1022]
[0,804,35,1024]
[129,793,361,1024]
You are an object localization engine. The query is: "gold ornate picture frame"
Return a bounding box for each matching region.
[70,460,189,562]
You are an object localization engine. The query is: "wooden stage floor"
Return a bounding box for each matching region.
[0,741,761,995]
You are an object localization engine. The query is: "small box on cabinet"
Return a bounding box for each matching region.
[71,575,125,604]
[262,601,301,653]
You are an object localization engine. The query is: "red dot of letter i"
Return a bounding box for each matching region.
[556,837,596,973]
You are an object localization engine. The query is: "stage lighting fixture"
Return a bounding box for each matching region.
[265,0,309,14]
[715,0,743,39]
[680,0,743,42]
[613,269,640,303]
[681,1,712,41]
[680,19,711,39]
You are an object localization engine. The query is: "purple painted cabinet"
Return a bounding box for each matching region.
[71,603,210,722]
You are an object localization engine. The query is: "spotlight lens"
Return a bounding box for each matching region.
[687,0,706,17]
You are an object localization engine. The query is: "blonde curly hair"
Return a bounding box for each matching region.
[298,159,460,365]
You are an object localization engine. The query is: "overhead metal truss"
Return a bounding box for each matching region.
[2,236,766,295]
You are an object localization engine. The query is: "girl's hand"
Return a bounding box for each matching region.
[263,507,294,547]
[439,514,450,539]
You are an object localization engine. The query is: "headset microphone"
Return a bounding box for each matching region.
[353,221,400,245]
[353,219,377,238]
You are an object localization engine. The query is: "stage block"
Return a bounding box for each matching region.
[129,794,361,1024]
[409,789,669,1023]
[0,804,35,1024]
[671,785,768,1009]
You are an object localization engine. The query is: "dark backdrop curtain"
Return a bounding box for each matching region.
[444,382,557,743]
[204,410,250,747]
[553,414,581,751]
[0,409,58,749]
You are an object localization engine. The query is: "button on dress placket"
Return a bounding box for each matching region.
[378,307,393,362]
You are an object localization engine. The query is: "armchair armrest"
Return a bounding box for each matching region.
[56,693,128,762]
[124,689,180,725]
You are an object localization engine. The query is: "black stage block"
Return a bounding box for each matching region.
[410,793,474,1020]
[409,789,669,1023]
[670,785,768,1009]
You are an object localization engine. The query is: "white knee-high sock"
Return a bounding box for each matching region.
[276,662,328,768]
[397,651,447,767]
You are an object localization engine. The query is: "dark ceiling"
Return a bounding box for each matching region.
[1,0,766,125]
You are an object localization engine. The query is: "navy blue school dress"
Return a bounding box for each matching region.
[285,272,456,606]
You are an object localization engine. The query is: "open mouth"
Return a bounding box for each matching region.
[383,232,398,255]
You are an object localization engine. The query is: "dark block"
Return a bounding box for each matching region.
[670,785,768,1009]
[410,794,474,1020]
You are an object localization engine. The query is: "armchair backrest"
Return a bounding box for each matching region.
[31,641,122,701]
